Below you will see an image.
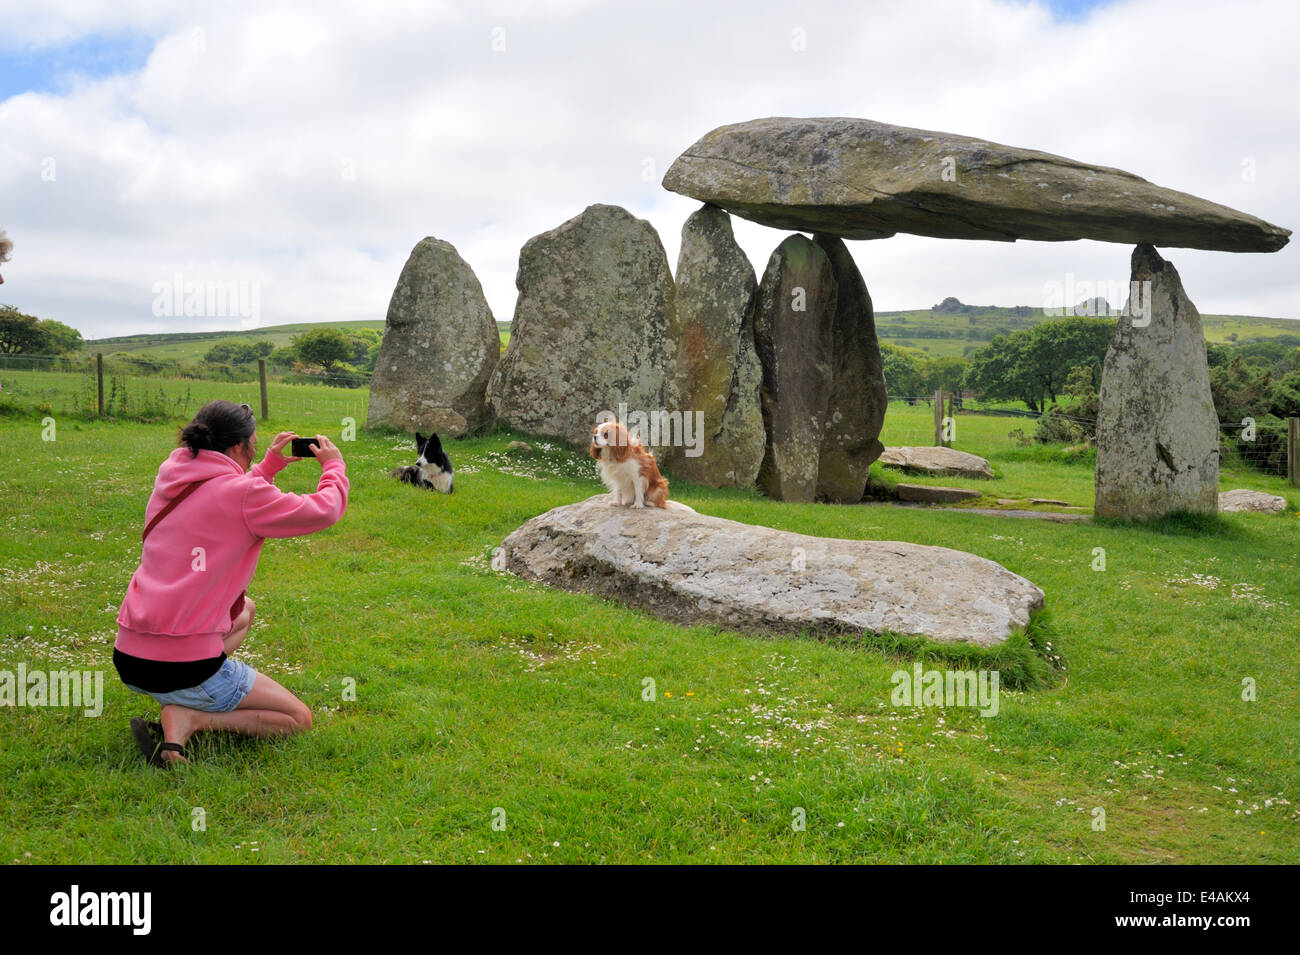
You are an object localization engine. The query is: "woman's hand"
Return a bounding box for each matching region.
[310,434,343,464]
[268,431,302,463]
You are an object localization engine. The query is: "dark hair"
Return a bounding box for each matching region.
[180,400,256,457]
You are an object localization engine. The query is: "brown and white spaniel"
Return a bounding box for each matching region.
[589,420,669,508]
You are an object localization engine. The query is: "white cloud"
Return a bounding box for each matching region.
[0,0,1295,338]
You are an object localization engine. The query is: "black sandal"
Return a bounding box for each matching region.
[130,717,187,768]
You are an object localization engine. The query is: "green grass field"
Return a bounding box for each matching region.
[1,398,1297,864]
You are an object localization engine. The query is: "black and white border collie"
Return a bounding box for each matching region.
[391,432,454,493]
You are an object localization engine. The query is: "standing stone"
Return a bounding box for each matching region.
[486,204,675,449]
[367,238,498,436]
[1095,244,1219,519]
[753,235,837,501]
[663,204,765,487]
[813,235,887,502]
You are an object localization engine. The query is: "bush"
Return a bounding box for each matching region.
[204,341,269,366]
[1033,410,1089,445]
[1223,413,1288,475]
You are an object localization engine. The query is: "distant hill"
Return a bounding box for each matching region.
[84,319,514,362]
[875,298,1300,358]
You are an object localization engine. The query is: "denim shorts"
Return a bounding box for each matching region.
[124,658,258,713]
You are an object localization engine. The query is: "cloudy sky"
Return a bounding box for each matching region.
[1,0,1296,340]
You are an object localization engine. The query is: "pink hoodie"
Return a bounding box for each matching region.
[115,446,349,662]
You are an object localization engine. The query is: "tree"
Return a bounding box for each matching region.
[1267,370,1300,419]
[293,327,352,371]
[921,355,968,396]
[39,319,84,354]
[964,333,1041,410]
[1210,355,1272,423]
[964,317,1114,411]
[879,343,925,398]
[269,345,298,366]
[1023,317,1114,402]
[0,306,49,354]
[346,329,381,364]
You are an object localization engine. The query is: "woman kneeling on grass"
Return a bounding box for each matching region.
[114,399,348,768]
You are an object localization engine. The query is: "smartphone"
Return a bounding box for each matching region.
[290,437,319,458]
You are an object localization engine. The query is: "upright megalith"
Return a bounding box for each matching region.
[367,238,498,436]
[486,204,675,450]
[662,204,765,487]
[813,234,887,502]
[753,235,837,502]
[1095,244,1219,520]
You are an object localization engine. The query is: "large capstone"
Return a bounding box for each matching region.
[486,204,675,450]
[1095,244,1219,520]
[663,117,1290,252]
[366,237,499,436]
[662,204,765,488]
[753,234,837,501]
[499,496,1045,647]
[813,234,887,502]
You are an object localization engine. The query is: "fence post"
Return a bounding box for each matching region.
[96,352,104,416]
[1289,417,1299,486]
[258,359,269,422]
[933,389,944,446]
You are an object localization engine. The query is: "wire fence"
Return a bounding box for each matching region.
[1218,418,1289,475]
[0,351,373,389]
[888,395,1295,479]
[3,357,1296,481]
[0,352,370,424]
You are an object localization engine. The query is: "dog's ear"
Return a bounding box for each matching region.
[611,429,630,462]
[428,433,442,450]
[415,432,426,446]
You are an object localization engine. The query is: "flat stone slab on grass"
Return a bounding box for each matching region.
[1219,489,1288,513]
[500,495,1043,647]
[879,446,994,479]
[894,483,982,504]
